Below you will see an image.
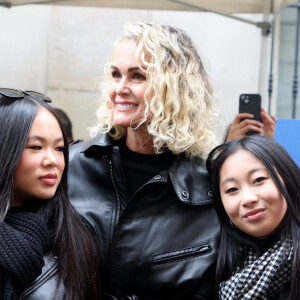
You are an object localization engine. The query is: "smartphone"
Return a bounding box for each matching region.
[239,94,262,123]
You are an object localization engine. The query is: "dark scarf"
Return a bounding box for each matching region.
[0,211,50,300]
[219,238,293,299]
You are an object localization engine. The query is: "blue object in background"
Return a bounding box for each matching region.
[274,118,300,167]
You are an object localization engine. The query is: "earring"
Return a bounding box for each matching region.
[230,220,236,228]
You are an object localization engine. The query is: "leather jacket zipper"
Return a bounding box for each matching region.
[152,244,212,266]
[109,159,121,229]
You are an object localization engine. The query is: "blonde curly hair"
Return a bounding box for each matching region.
[91,22,221,159]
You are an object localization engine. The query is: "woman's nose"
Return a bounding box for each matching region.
[42,150,59,167]
[116,78,131,95]
[241,188,259,207]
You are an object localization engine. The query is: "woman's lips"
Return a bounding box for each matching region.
[243,208,266,221]
[39,173,57,186]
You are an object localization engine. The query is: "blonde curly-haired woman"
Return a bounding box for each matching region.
[68,22,222,299]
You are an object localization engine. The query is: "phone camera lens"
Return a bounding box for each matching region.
[241,95,245,100]
[244,98,249,104]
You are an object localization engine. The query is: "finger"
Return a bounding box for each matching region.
[261,107,266,113]
[242,125,264,135]
[239,118,263,128]
[232,113,254,125]
[261,111,271,124]
[261,110,275,125]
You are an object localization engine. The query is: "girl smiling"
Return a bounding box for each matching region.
[207,135,300,300]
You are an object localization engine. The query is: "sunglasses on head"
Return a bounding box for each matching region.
[0,88,52,103]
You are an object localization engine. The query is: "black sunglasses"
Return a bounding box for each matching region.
[0,88,52,103]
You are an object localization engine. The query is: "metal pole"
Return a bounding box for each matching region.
[292,7,300,118]
[268,20,275,114]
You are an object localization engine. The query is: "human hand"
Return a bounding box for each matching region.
[226,113,264,142]
[260,108,276,139]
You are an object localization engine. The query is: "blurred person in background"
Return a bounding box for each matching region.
[53,107,74,144]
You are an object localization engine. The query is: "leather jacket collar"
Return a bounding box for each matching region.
[79,133,113,152]
[78,134,213,206]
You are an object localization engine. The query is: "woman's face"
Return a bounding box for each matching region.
[219,149,287,239]
[13,107,65,206]
[109,39,148,129]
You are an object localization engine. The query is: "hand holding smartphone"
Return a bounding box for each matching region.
[226,94,268,141]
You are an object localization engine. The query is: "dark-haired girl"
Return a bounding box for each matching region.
[207,134,300,299]
[0,89,101,300]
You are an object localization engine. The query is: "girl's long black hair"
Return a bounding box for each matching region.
[0,93,101,299]
[206,135,300,300]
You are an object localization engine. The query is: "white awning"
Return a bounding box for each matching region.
[1,0,298,13]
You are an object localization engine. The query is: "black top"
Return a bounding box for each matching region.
[118,139,176,199]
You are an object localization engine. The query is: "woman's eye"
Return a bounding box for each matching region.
[253,177,267,184]
[225,187,238,194]
[133,73,146,80]
[29,146,42,150]
[111,71,121,78]
[56,146,65,152]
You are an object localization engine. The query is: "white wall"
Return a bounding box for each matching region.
[0,5,267,140]
[0,6,50,92]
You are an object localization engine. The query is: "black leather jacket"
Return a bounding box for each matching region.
[68,134,220,299]
[19,253,65,300]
